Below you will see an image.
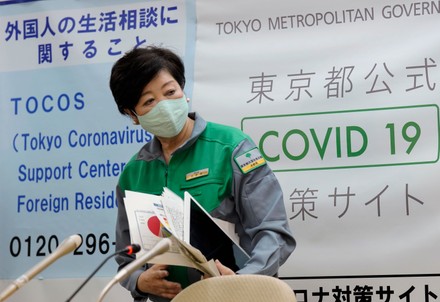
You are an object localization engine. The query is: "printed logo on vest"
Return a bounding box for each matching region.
[186,168,209,181]
[234,148,266,174]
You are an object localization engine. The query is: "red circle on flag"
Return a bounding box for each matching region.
[147,216,162,237]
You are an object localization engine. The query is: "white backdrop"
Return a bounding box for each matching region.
[193,0,440,300]
[1,0,440,301]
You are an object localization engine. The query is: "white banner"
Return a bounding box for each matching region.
[193,0,440,301]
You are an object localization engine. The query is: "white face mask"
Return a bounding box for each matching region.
[136,95,188,138]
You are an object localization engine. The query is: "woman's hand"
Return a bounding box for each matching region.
[136,264,182,299]
[215,259,236,276]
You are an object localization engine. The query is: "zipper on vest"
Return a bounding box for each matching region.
[164,166,168,186]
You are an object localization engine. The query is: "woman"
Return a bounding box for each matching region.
[109,45,296,302]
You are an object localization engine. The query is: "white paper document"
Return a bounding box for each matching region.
[124,189,223,276]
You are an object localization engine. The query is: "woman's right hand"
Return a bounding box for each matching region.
[136,264,182,299]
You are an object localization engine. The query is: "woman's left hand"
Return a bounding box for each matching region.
[214,259,236,276]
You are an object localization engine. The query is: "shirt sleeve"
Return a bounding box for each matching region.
[231,138,296,276]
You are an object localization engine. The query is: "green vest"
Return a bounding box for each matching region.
[118,122,249,287]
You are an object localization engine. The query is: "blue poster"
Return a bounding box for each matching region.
[0,0,195,278]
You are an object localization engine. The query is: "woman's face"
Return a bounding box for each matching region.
[133,69,184,116]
